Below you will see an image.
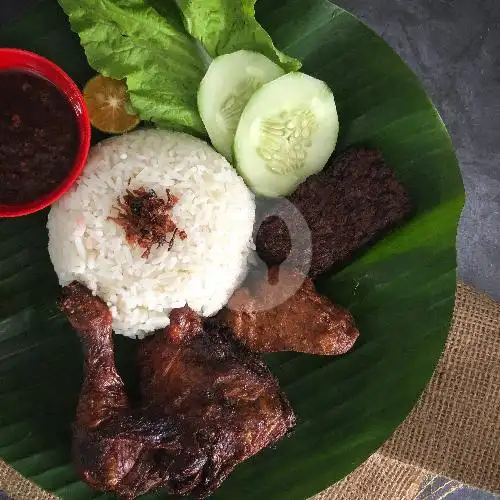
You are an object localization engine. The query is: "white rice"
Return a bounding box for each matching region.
[48,129,256,338]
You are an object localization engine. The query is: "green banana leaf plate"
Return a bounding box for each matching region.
[0,0,464,499]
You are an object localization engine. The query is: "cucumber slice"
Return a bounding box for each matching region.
[198,50,285,161]
[233,72,339,197]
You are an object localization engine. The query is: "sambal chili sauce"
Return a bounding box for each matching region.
[0,70,79,205]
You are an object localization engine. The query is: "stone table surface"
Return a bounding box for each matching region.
[335,0,500,299]
[1,1,499,499]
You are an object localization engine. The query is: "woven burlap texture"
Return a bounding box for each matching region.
[0,462,56,500]
[313,453,427,500]
[1,282,499,500]
[314,281,500,499]
[382,281,500,493]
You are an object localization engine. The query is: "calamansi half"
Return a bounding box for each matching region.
[83,75,140,134]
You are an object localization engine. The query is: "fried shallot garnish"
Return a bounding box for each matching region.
[110,187,187,258]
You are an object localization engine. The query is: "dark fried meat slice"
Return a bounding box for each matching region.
[138,306,296,497]
[256,148,413,277]
[59,283,295,499]
[219,267,359,356]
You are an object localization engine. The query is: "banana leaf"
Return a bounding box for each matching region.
[0,0,464,499]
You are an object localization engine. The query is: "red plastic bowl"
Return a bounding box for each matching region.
[0,48,91,217]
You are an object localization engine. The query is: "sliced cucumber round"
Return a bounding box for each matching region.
[198,50,285,161]
[233,72,339,197]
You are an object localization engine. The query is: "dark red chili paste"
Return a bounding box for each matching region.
[0,70,79,205]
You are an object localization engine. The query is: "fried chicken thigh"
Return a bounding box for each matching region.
[59,282,295,499]
[138,307,296,495]
[219,267,359,355]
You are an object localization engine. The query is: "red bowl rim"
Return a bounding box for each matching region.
[0,48,91,217]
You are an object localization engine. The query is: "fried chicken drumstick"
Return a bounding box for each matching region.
[219,267,359,355]
[58,282,295,499]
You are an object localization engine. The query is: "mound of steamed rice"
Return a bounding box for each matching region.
[48,129,256,338]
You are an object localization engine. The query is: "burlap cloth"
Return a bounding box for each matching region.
[1,282,499,499]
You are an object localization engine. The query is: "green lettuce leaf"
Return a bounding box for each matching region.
[177,0,302,72]
[57,0,206,134]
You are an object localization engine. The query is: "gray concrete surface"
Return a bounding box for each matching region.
[335,0,500,299]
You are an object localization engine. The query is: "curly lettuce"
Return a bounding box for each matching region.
[57,0,206,134]
[177,0,301,72]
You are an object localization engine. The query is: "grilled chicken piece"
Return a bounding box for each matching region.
[256,148,412,277]
[219,267,359,355]
[59,282,295,499]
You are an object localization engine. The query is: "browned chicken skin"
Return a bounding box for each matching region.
[58,282,296,499]
[219,267,359,355]
[139,307,296,496]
